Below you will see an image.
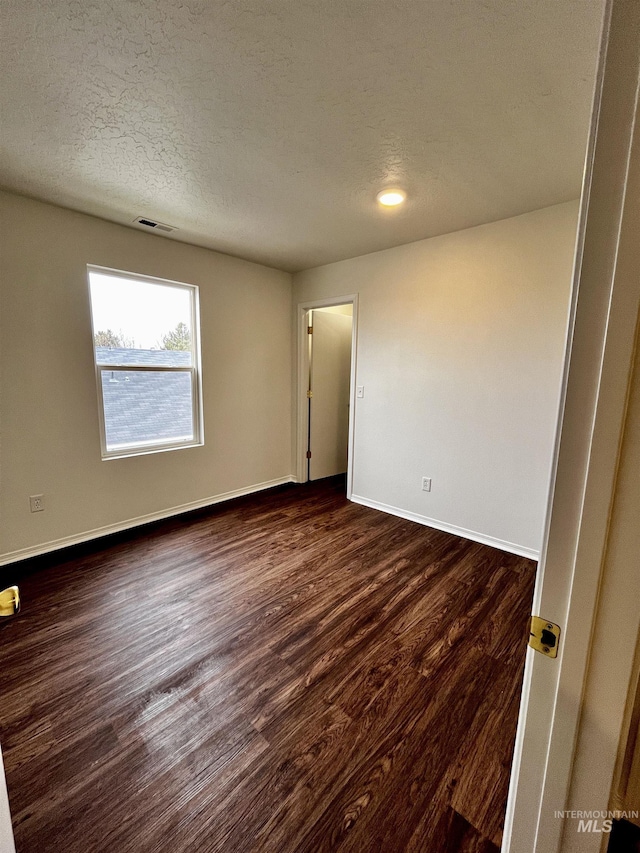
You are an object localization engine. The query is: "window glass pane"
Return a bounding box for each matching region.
[101,370,194,451]
[89,271,193,367]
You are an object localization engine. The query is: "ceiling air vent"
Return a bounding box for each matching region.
[133,216,176,233]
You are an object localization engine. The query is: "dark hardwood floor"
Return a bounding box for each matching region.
[0,477,535,852]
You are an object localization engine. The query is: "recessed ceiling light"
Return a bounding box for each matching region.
[376,189,406,207]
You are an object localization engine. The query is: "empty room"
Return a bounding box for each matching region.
[2,2,640,852]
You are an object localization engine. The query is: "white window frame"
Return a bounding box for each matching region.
[87,264,204,460]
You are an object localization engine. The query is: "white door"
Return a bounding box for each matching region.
[503,1,640,850]
[309,311,352,480]
[0,748,15,853]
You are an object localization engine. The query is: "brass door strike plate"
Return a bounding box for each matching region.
[529,616,560,658]
[0,586,20,618]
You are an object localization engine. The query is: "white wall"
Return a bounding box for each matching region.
[0,191,292,563]
[293,201,579,557]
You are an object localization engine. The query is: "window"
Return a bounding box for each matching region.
[87,266,203,459]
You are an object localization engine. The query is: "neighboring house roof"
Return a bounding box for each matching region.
[96,348,194,449]
[96,347,191,367]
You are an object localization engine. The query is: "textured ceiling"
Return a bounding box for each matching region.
[0,0,604,272]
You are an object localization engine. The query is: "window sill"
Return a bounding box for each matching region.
[101,438,204,461]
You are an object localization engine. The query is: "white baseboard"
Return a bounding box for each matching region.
[350,494,539,560]
[0,476,297,567]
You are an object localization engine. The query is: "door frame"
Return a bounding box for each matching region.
[0,746,15,853]
[295,295,359,495]
[503,0,640,849]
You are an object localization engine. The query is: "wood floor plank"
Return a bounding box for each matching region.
[450,656,528,845]
[0,476,535,852]
[294,650,500,853]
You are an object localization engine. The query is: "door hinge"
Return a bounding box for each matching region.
[307,326,313,334]
[306,450,312,459]
[529,616,561,658]
[307,390,313,398]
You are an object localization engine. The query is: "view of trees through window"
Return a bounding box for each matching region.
[88,268,201,457]
[93,321,192,351]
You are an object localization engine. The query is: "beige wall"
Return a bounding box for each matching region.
[294,201,579,556]
[315,304,353,316]
[0,192,579,563]
[0,191,292,562]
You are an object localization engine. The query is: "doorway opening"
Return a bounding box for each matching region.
[296,295,358,496]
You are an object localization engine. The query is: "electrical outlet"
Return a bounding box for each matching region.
[421,477,432,492]
[29,494,44,513]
